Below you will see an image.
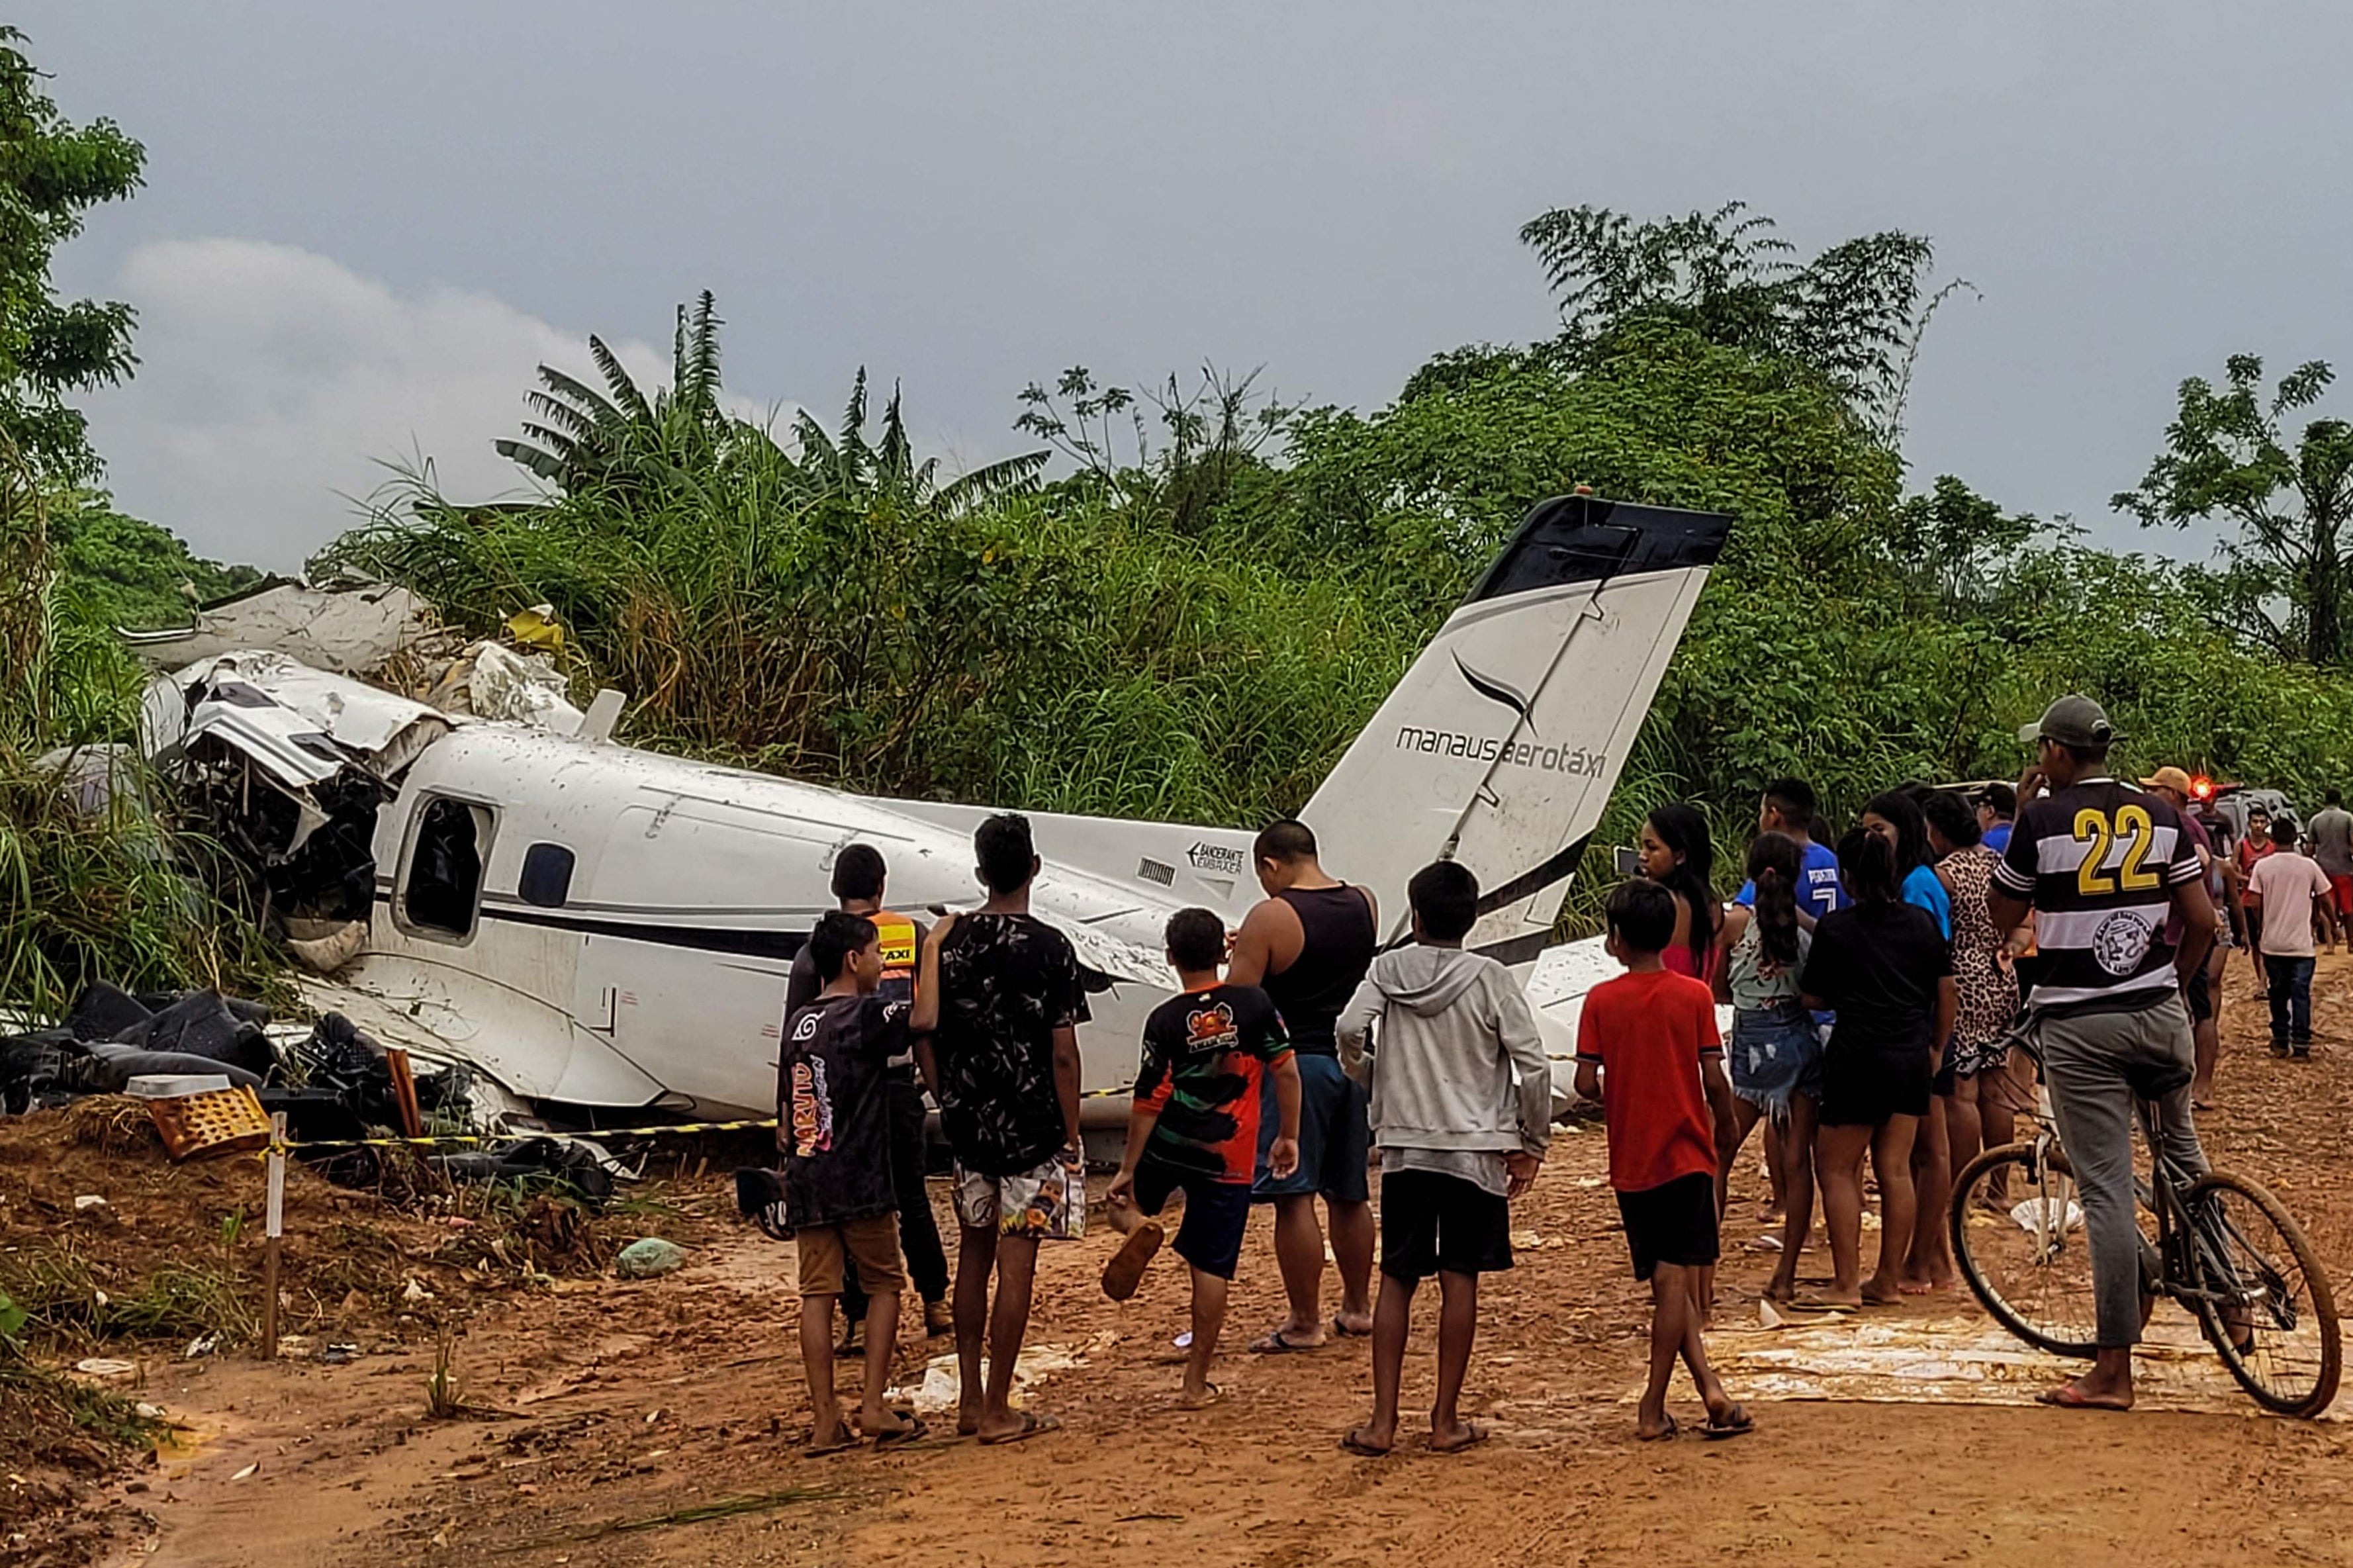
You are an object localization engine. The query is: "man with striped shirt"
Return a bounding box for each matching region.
[1988,695,2221,1412]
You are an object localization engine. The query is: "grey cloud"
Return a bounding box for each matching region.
[29,1,2353,567]
[79,238,776,570]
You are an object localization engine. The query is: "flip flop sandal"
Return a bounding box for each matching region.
[1176,1383,1224,1410]
[2035,1383,2128,1410]
[1637,1414,1679,1442]
[978,1410,1061,1446]
[803,1431,860,1458]
[1431,1422,1491,1454]
[1700,1405,1755,1440]
[871,1416,929,1448]
[1331,1315,1373,1339]
[1101,1221,1164,1302]
[1249,1330,1320,1355]
[1339,1430,1394,1457]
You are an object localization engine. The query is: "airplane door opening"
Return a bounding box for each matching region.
[404,796,492,939]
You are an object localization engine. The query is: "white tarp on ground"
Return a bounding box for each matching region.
[1663,1309,2347,1420]
[119,580,445,676]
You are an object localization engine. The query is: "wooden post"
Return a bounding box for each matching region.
[261,1111,286,1361]
[385,1048,422,1140]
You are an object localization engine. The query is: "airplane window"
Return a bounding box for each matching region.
[518,842,575,908]
[405,796,488,938]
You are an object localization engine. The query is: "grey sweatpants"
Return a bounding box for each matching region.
[2038,992,2207,1349]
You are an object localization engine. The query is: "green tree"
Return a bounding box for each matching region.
[1515,202,1947,436]
[0,28,146,483]
[2112,354,2353,667]
[49,494,262,630]
[492,291,733,491]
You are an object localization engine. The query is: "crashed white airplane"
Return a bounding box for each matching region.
[138,494,1728,1127]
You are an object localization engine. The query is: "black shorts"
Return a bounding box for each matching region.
[2184,964,2215,1025]
[1615,1172,1720,1281]
[1818,1041,1932,1127]
[1132,1155,1252,1280]
[1930,1054,1959,1098]
[1379,1169,1512,1283]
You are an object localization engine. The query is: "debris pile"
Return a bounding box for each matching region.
[1,986,275,1114]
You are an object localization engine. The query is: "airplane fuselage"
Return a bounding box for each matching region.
[353,721,1252,1123]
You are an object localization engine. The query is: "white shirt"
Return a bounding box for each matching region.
[2250,852,2332,958]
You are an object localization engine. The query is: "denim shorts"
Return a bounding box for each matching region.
[1252,1051,1371,1204]
[1728,1006,1825,1121]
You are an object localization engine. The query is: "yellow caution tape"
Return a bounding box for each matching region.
[265,1055,1591,1152]
[267,1116,784,1154]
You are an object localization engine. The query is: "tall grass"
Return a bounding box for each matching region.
[318,322,2353,940]
[0,465,278,1017]
[324,454,1432,829]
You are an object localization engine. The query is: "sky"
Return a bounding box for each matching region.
[26,2,2353,571]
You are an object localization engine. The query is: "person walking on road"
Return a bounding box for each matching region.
[2238,807,2278,1001]
[1988,695,2219,1412]
[2247,816,2331,1059]
[2307,789,2353,954]
[1226,819,1379,1353]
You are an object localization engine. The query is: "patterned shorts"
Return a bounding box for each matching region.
[952,1152,1085,1240]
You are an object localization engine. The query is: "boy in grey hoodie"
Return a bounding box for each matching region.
[1334,860,1549,1456]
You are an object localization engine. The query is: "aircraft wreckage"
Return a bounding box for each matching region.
[130,495,1729,1130]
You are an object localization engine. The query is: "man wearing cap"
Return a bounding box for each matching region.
[1987,696,2220,1411]
[2141,766,2229,1106]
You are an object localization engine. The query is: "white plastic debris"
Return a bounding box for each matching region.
[2009,1196,2084,1235]
[466,642,585,735]
[73,1195,107,1212]
[124,1075,232,1099]
[74,1358,138,1382]
[183,1334,219,1360]
[401,1277,434,1304]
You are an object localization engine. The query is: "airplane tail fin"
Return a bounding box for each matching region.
[1301,494,1730,959]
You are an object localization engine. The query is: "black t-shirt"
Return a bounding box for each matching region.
[778,992,904,1228]
[783,911,927,1077]
[934,913,1091,1176]
[1800,901,1952,1057]
[1991,778,2202,1017]
[1134,984,1293,1183]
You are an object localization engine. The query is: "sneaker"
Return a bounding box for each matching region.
[2293,1044,2314,1060]
[2270,1042,2293,1058]
[923,1298,954,1338]
[1101,1220,1165,1301]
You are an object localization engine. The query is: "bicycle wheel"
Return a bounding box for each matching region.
[2184,1172,2342,1417]
[1951,1141,2099,1357]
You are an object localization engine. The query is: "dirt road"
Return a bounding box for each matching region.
[99,954,2353,1567]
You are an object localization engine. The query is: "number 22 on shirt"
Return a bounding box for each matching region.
[2074,806,2163,896]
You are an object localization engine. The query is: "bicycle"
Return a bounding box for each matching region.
[1949,1019,2342,1417]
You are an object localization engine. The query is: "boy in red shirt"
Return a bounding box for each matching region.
[1575,878,1751,1442]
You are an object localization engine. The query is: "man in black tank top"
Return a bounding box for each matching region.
[1227,818,1379,1351]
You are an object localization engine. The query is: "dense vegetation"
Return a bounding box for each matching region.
[0,29,273,1016]
[15,11,2353,1004]
[318,207,2353,925]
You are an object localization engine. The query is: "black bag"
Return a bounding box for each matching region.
[733,1166,792,1241]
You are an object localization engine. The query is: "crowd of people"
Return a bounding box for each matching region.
[766,694,2336,1454]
